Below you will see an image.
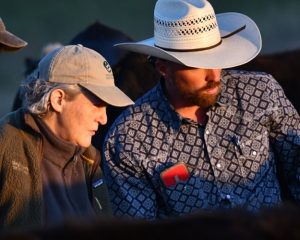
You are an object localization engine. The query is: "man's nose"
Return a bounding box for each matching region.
[206,69,221,82]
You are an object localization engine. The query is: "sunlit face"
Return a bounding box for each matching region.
[54,89,107,148]
[159,61,222,108]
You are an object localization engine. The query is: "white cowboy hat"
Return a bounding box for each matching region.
[115,0,262,69]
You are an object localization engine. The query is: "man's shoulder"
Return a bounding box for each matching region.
[220,69,289,109]
[0,109,33,152]
[115,85,162,122]
[106,83,173,140]
[223,69,281,91]
[225,69,276,83]
[0,109,23,136]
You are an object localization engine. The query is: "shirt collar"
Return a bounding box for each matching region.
[34,115,84,168]
[214,70,234,109]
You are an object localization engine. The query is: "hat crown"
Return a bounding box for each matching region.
[38,44,114,87]
[37,44,133,107]
[154,0,221,50]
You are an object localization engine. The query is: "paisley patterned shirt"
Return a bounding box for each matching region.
[103,70,300,219]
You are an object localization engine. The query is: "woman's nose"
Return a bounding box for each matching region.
[97,107,107,125]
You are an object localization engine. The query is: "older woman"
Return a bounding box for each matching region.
[0,44,133,228]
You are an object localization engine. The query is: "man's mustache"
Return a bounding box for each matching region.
[199,81,221,91]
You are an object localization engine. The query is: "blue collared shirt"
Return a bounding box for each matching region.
[103,70,300,219]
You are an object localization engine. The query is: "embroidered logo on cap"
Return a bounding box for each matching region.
[103,61,112,73]
[160,162,190,188]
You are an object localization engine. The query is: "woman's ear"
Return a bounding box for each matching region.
[49,89,65,112]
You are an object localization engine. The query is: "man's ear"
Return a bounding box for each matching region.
[155,59,167,77]
[49,89,66,112]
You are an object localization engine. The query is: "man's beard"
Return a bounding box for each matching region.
[182,81,221,108]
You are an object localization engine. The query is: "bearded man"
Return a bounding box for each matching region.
[103,0,300,219]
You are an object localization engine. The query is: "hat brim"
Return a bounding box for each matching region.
[79,83,134,107]
[0,30,28,49]
[115,13,262,69]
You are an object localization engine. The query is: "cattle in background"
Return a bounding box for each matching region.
[1,203,300,240]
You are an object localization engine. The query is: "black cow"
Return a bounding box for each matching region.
[1,203,300,240]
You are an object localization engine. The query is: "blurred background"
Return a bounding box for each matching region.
[0,0,300,117]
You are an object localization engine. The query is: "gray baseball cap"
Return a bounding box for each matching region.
[37,44,134,107]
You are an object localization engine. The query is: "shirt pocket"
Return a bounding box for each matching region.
[234,128,272,188]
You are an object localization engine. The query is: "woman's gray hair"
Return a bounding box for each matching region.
[22,71,81,117]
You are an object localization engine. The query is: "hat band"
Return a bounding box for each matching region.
[155,25,246,52]
[154,40,222,52]
[222,25,246,39]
